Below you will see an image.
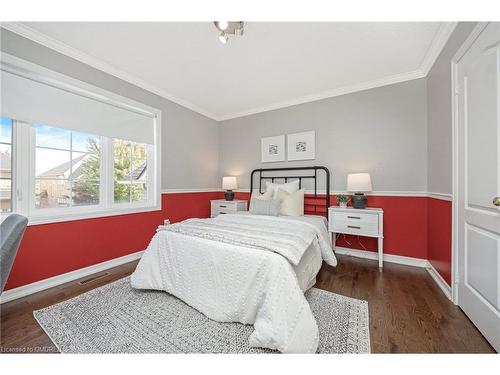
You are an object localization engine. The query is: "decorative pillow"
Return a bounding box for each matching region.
[277,189,305,216]
[266,180,300,199]
[249,198,281,216]
[251,190,274,201]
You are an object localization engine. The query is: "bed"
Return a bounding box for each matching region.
[131,167,337,353]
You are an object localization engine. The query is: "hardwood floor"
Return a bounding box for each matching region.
[0,254,495,353]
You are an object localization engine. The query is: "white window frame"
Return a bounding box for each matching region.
[1,53,162,226]
[109,139,155,209]
[0,118,14,214]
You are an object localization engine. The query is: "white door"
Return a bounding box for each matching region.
[456,22,500,352]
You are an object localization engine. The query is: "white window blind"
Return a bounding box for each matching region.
[1,70,155,144]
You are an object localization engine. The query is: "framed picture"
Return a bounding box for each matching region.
[261,135,285,163]
[287,131,316,161]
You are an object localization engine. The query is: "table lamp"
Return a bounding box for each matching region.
[347,173,372,209]
[222,176,238,201]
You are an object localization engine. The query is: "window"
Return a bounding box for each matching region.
[34,124,101,209]
[0,117,13,213]
[113,139,148,204]
[1,55,161,224]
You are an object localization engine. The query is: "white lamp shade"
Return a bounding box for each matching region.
[347,173,372,192]
[222,176,238,190]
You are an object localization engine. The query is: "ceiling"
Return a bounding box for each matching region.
[5,22,455,121]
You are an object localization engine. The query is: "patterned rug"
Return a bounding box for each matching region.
[34,277,370,353]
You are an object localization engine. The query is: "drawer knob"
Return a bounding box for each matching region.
[348,225,361,229]
[347,216,361,219]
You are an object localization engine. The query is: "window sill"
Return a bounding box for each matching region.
[25,205,162,226]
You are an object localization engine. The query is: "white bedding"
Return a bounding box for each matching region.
[131,213,337,353]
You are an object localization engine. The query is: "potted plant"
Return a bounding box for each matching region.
[336,194,350,208]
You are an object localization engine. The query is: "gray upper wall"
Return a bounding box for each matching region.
[426,22,477,195]
[2,24,478,194]
[219,78,428,192]
[0,28,220,190]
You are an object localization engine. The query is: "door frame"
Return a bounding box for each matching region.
[451,22,490,305]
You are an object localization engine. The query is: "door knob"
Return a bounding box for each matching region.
[494,197,500,206]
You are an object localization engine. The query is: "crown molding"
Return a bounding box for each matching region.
[2,22,457,122]
[217,69,426,121]
[0,22,220,121]
[419,22,458,75]
[219,22,458,121]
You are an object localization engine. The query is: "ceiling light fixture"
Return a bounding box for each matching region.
[215,21,228,31]
[214,21,244,44]
[218,32,228,44]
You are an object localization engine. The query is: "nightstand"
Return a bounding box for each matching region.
[211,199,247,218]
[328,206,384,268]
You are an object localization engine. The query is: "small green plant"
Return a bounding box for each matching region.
[336,194,351,204]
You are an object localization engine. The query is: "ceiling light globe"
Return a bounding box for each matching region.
[217,21,229,30]
[219,33,228,44]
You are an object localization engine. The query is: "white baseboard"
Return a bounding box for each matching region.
[0,250,144,304]
[334,246,428,268]
[1,247,453,304]
[335,246,453,301]
[425,262,452,300]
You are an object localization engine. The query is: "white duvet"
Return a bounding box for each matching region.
[131,214,337,353]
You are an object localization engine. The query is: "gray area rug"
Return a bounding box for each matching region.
[34,277,370,353]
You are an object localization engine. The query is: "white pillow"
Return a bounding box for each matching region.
[277,189,305,216]
[266,180,300,199]
[249,198,281,216]
[252,190,274,201]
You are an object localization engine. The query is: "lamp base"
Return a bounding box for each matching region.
[351,193,367,209]
[224,190,234,201]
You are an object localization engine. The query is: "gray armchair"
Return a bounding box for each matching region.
[0,214,28,294]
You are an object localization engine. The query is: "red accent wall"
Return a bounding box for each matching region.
[6,191,453,291]
[236,192,429,260]
[3,191,223,291]
[427,198,452,285]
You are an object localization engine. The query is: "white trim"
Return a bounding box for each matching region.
[238,188,452,200]
[217,22,457,121]
[1,53,163,227]
[217,69,426,121]
[335,246,453,299]
[334,246,428,268]
[162,188,223,194]
[0,250,144,304]
[426,261,452,300]
[26,206,162,226]
[1,52,160,118]
[2,22,457,122]
[450,22,489,305]
[427,192,453,201]
[21,190,453,225]
[419,22,458,75]
[0,22,219,121]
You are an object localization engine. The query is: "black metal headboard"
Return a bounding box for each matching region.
[250,166,330,217]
